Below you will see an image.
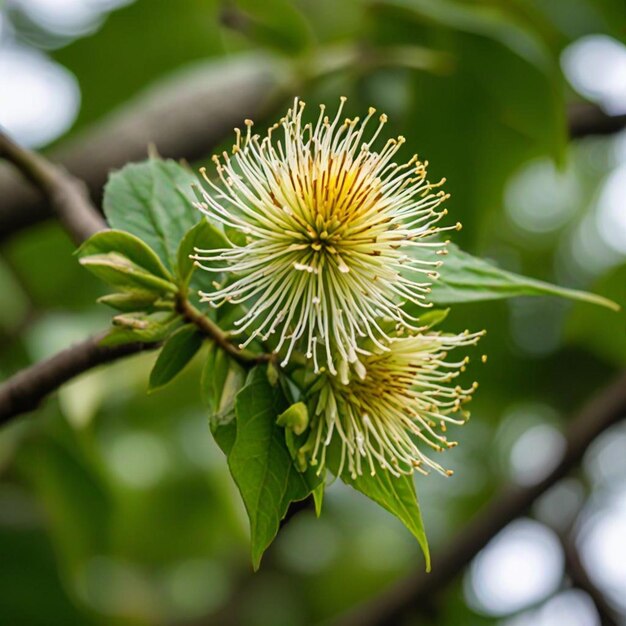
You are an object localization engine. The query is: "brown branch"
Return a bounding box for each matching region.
[560,531,620,626]
[0,132,275,424]
[0,131,106,245]
[0,334,158,425]
[176,296,273,366]
[568,103,626,139]
[0,54,288,243]
[337,371,626,626]
[0,294,274,427]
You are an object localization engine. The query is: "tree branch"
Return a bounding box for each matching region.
[0,289,276,424]
[0,130,276,423]
[0,54,287,243]
[568,103,626,139]
[338,371,626,626]
[560,531,620,626]
[0,334,158,426]
[0,131,106,245]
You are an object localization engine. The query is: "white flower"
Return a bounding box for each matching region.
[303,331,484,478]
[192,98,459,374]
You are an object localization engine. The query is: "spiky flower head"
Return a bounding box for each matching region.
[193,98,460,374]
[301,330,484,478]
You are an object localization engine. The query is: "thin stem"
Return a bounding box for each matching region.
[176,294,273,366]
[0,130,275,424]
[0,293,276,424]
[560,529,620,626]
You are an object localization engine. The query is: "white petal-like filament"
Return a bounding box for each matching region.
[304,331,484,478]
[193,98,455,373]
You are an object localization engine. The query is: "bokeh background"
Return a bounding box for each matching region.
[1,1,626,625]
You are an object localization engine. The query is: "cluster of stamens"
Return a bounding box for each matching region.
[192,97,460,374]
[192,98,483,477]
[302,331,484,478]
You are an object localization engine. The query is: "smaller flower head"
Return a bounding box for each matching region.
[301,330,484,479]
[192,98,460,374]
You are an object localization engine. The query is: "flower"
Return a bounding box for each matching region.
[301,330,484,478]
[192,98,460,374]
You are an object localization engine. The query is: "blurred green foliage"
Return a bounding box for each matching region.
[1,1,625,625]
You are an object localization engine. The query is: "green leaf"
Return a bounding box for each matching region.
[312,481,324,518]
[177,217,230,288]
[79,252,177,294]
[416,308,450,329]
[212,419,237,457]
[380,0,567,161]
[276,402,309,435]
[325,437,429,568]
[97,292,174,313]
[97,290,160,312]
[201,343,219,410]
[224,224,247,247]
[343,471,430,571]
[149,324,203,391]
[201,344,247,423]
[431,244,620,311]
[229,366,321,569]
[99,312,181,346]
[103,158,201,271]
[76,229,172,280]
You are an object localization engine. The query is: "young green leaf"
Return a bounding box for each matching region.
[103,158,200,271]
[211,419,237,457]
[324,435,429,569]
[312,482,324,518]
[149,324,203,391]
[97,291,160,312]
[416,308,450,329]
[80,252,177,294]
[76,230,172,280]
[343,471,430,571]
[229,366,321,569]
[201,345,246,422]
[177,217,230,288]
[99,313,182,346]
[431,244,619,311]
[276,402,309,435]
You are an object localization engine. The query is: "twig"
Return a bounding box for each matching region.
[337,371,626,626]
[0,133,274,423]
[0,334,158,426]
[0,131,106,245]
[0,130,104,242]
[568,103,626,139]
[0,299,273,426]
[0,289,278,423]
[176,295,273,366]
[560,531,620,626]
